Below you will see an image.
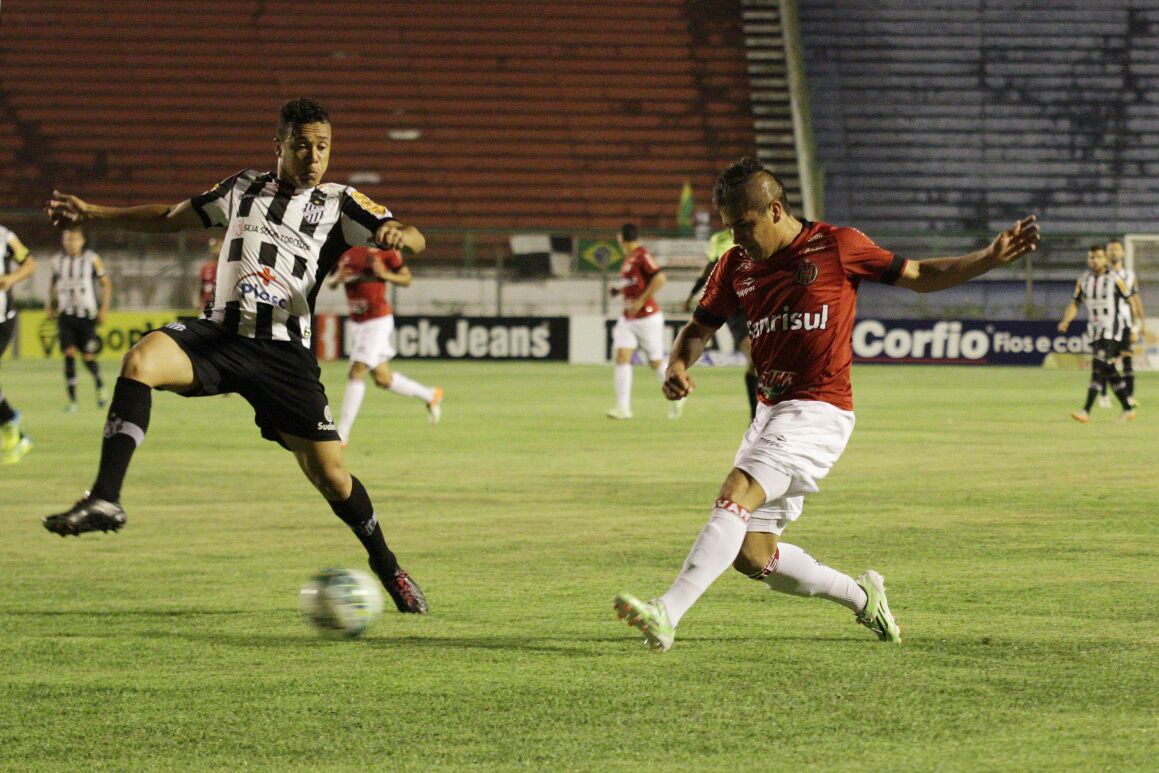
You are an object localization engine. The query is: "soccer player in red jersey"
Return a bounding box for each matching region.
[615,157,1039,651]
[330,245,443,445]
[607,223,683,419]
[196,237,220,312]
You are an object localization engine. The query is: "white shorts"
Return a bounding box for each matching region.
[612,313,665,362]
[347,315,396,368]
[732,399,856,535]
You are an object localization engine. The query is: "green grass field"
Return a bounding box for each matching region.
[1,359,1156,771]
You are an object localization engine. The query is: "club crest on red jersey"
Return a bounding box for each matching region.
[795,258,819,286]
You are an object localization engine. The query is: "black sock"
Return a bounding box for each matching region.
[1110,377,1133,410]
[1083,364,1102,412]
[0,390,14,424]
[1122,354,1134,397]
[90,377,152,503]
[744,372,758,419]
[64,356,77,401]
[328,476,400,581]
[83,358,104,388]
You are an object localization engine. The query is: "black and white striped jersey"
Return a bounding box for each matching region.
[1116,266,1139,330]
[191,169,394,347]
[1073,269,1127,342]
[51,249,106,319]
[1,225,31,322]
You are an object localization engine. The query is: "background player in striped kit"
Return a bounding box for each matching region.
[1106,239,1145,406]
[41,98,429,614]
[1058,245,1136,422]
[328,245,444,446]
[0,223,36,463]
[47,227,111,411]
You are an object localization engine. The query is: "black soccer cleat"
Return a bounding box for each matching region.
[383,568,429,614]
[43,495,127,537]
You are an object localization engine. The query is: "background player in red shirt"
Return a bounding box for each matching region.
[196,236,221,312]
[615,157,1039,651]
[330,246,443,445]
[607,223,684,419]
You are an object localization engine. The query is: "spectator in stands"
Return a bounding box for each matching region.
[607,223,682,419]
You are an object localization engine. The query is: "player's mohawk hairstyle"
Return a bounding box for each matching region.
[278,97,330,138]
[713,156,789,213]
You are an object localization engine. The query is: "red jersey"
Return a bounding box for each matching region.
[696,221,906,411]
[339,247,406,322]
[198,260,217,309]
[619,246,662,319]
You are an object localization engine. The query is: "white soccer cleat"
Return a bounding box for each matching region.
[606,406,633,420]
[613,593,675,652]
[854,570,901,643]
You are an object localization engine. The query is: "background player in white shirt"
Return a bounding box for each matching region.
[1106,239,1145,405]
[47,227,111,411]
[41,98,430,614]
[0,224,36,463]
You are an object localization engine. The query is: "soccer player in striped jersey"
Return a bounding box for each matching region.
[1057,245,1136,422]
[41,98,429,614]
[47,227,111,411]
[614,157,1039,652]
[1106,239,1145,405]
[0,224,36,464]
[328,245,443,446]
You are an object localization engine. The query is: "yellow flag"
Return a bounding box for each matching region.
[677,180,694,234]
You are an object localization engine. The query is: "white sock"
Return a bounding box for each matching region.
[760,542,867,613]
[387,372,435,402]
[653,364,665,383]
[658,499,751,627]
[614,363,632,411]
[337,379,366,441]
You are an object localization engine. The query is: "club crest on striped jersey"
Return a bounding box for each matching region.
[303,190,328,225]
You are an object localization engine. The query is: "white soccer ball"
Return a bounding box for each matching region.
[299,567,384,638]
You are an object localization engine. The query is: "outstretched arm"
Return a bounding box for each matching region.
[0,236,34,291]
[372,260,413,288]
[1058,299,1080,333]
[662,318,718,400]
[894,215,1039,294]
[46,191,203,233]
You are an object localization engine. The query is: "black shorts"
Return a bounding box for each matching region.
[58,314,101,355]
[726,310,748,346]
[156,319,339,448]
[0,317,14,360]
[1092,338,1121,361]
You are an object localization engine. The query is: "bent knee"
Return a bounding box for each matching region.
[732,541,775,578]
[307,463,351,500]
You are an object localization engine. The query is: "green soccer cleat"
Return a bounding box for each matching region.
[1,435,32,465]
[855,570,901,643]
[613,592,674,652]
[1,411,21,452]
[605,406,633,420]
[96,384,109,408]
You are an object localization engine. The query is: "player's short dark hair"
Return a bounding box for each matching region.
[277,98,330,138]
[713,156,790,214]
[63,225,84,236]
[1088,243,1106,253]
[620,223,638,242]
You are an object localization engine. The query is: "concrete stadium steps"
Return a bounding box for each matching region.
[798,0,1158,247]
[0,0,762,239]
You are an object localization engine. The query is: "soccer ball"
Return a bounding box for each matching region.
[299,567,385,638]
